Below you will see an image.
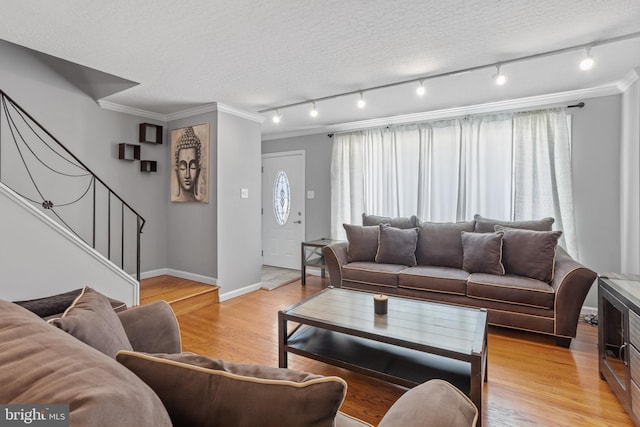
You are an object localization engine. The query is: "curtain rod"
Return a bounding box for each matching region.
[326,101,586,137]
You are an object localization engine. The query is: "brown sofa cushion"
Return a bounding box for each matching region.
[415,221,475,268]
[343,262,406,288]
[0,300,172,427]
[375,224,418,266]
[467,273,555,309]
[14,288,127,318]
[398,266,469,295]
[473,214,554,233]
[461,231,505,275]
[49,286,133,358]
[497,226,562,282]
[362,213,418,229]
[344,224,379,262]
[116,351,347,427]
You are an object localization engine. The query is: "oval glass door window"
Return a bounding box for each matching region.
[273,170,290,226]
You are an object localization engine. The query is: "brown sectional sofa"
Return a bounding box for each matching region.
[1,288,478,427]
[323,214,597,347]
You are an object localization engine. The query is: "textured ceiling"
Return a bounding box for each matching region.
[0,0,640,138]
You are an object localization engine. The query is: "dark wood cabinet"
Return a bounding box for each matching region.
[599,276,640,425]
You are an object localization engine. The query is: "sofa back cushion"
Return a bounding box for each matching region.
[117,351,347,427]
[497,226,562,282]
[416,221,475,268]
[474,214,554,233]
[362,213,418,229]
[0,300,172,427]
[375,224,419,266]
[344,224,379,262]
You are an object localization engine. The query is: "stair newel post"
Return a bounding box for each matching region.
[137,215,142,282]
[121,203,124,270]
[92,177,96,248]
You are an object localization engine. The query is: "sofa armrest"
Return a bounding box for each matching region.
[378,379,478,427]
[551,247,597,340]
[323,242,348,287]
[118,301,182,353]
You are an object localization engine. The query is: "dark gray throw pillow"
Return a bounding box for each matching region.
[343,224,379,262]
[362,213,418,229]
[375,224,419,266]
[474,214,554,233]
[461,231,505,275]
[497,226,562,282]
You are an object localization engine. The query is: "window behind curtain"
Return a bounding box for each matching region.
[330,108,577,257]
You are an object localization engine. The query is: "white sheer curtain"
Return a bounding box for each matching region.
[330,108,578,257]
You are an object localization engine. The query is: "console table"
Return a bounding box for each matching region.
[300,239,342,285]
[599,274,640,426]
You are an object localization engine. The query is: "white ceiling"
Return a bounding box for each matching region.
[1,0,640,139]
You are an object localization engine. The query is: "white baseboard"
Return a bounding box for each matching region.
[140,268,218,286]
[580,305,598,317]
[219,282,262,302]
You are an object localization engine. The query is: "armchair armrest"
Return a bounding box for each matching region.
[378,379,478,427]
[551,247,597,340]
[323,242,348,288]
[118,301,182,353]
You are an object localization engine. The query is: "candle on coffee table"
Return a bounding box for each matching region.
[374,294,388,315]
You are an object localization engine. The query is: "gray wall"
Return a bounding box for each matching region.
[166,113,218,278]
[262,133,333,241]
[217,111,262,296]
[263,95,625,308]
[0,39,168,274]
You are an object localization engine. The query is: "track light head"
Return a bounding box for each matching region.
[493,66,507,85]
[357,92,366,109]
[579,47,595,71]
[310,102,318,117]
[416,80,426,96]
[272,110,281,124]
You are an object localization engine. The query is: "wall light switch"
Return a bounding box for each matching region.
[307,190,315,199]
[241,188,249,198]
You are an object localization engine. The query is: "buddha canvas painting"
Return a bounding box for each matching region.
[170,124,209,203]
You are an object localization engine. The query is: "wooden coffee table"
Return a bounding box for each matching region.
[278,288,487,424]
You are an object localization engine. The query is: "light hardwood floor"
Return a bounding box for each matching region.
[141,275,630,427]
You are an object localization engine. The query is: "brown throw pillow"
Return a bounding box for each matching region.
[497,226,562,282]
[461,231,505,275]
[116,351,347,427]
[362,213,418,229]
[415,221,475,268]
[344,223,379,262]
[474,214,554,233]
[49,286,132,358]
[375,224,418,266]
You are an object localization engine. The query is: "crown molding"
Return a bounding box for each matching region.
[261,81,622,141]
[617,68,640,93]
[98,100,265,124]
[97,100,167,121]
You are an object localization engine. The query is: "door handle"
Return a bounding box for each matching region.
[293,220,302,224]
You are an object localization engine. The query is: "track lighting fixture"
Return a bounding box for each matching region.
[310,102,318,117]
[493,66,507,85]
[579,47,595,71]
[416,80,426,96]
[357,92,366,109]
[272,109,281,124]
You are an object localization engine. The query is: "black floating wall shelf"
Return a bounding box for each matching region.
[139,123,163,144]
[118,143,141,161]
[140,160,157,173]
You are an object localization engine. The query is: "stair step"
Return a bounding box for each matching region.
[139,275,219,315]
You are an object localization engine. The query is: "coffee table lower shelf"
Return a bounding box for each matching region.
[282,325,472,396]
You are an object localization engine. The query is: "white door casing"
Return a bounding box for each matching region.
[262,151,305,269]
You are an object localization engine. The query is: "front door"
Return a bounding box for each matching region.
[262,151,305,269]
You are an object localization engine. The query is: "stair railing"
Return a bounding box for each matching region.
[0,89,144,281]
